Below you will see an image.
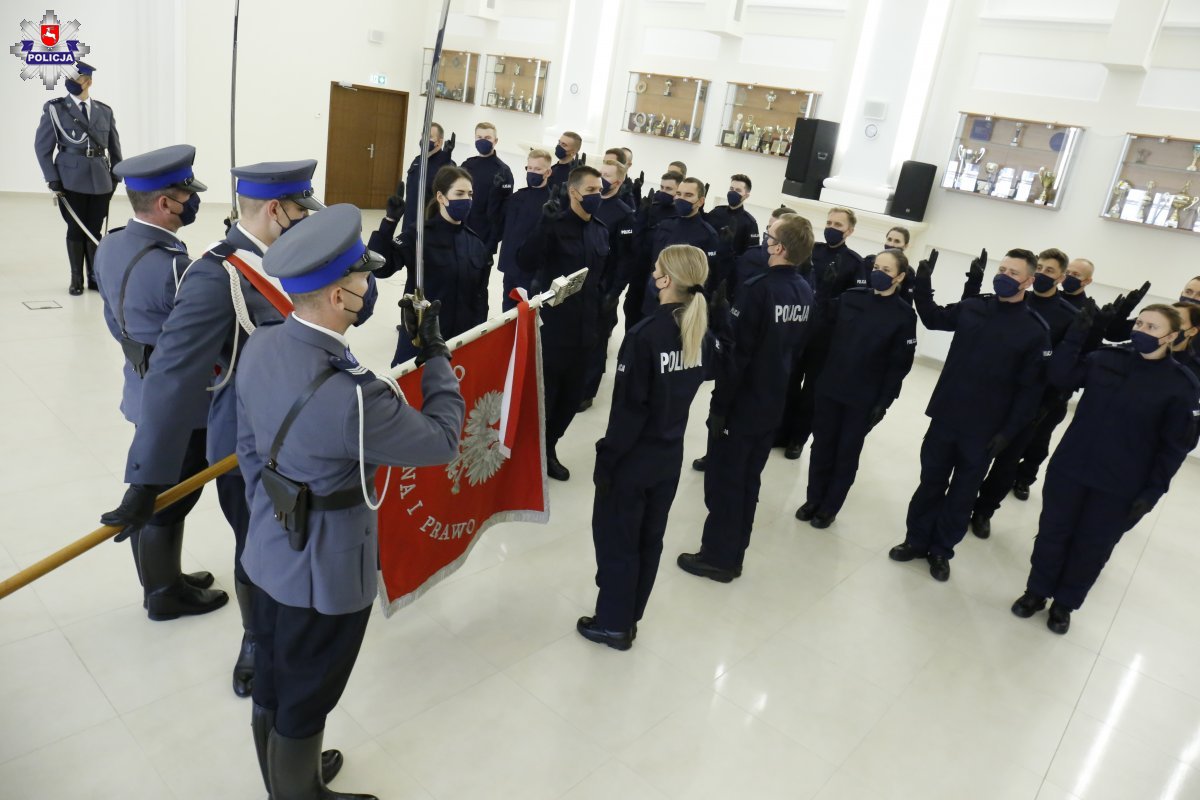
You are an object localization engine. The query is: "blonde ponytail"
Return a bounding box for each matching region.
[656,244,709,368]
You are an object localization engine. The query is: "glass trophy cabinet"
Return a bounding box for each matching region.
[717,83,818,157]
[622,72,710,143]
[481,54,549,115]
[420,48,479,103]
[941,113,1083,209]
[1101,134,1200,234]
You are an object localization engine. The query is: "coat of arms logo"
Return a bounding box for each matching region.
[10,10,89,89]
[446,390,506,494]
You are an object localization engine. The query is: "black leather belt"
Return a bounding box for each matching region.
[309,487,365,511]
[60,145,106,157]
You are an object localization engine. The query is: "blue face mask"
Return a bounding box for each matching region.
[869,270,895,292]
[444,198,472,222]
[601,177,612,195]
[1130,330,1163,354]
[1180,295,1200,306]
[427,140,439,153]
[526,171,545,189]
[554,143,568,160]
[993,273,1022,298]
[65,79,83,96]
[674,197,694,217]
[1032,272,1058,293]
[727,190,742,208]
[823,227,845,247]
[655,190,675,205]
[169,193,200,226]
[343,275,378,327]
[1062,275,1083,294]
[579,192,603,216]
[474,138,494,156]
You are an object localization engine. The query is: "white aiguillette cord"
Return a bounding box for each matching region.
[355,373,405,511]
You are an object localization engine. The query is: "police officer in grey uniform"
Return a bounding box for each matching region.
[34,61,123,295]
[237,204,464,800]
[102,160,324,698]
[95,144,226,620]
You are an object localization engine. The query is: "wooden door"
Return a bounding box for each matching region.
[325,83,408,208]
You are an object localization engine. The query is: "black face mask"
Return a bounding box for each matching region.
[276,208,306,236]
[166,194,200,226]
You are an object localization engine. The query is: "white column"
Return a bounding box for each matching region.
[542,0,623,157]
[821,0,953,214]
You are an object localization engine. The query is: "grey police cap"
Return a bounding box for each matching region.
[113,144,207,193]
[231,159,324,211]
[263,204,385,294]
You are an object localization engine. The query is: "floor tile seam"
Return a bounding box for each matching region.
[343,666,498,738]
[359,732,442,800]
[99,655,229,717]
[0,713,116,769]
[113,713,185,799]
[1062,707,1200,775]
[32,579,144,629]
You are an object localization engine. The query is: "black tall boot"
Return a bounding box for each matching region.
[267,728,376,800]
[140,522,229,621]
[252,704,344,794]
[66,239,85,296]
[233,580,257,698]
[83,240,99,290]
[128,529,217,608]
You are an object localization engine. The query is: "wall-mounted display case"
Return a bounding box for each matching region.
[1101,134,1200,234]
[940,113,1083,210]
[420,48,479,103]
[481,54,549,115]
[717,83,818,157]
[622,72,709,143]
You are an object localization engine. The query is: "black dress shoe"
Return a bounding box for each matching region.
[888,542,925,562]
[795,501,818,522]
[68,284,83,296]
[784,443,803,460]
[810,512,836,530]
[1047,602,1071,634]
[970,512,992,539]
[576,616,633,651]
[1011,591,1047,618]
[692,455,707,472]
[676,552,738,583]
[1012,481,1030,501]
[578,397,593,412]
[547,455,570,481]
[926,554,950,582]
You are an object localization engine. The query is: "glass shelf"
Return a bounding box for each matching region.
[1101,134,1200,234]
[940,113,1083,210]
[622,72,709,143]
[420,48,479,104]
[717,82,819,158]
[481,54,549,116]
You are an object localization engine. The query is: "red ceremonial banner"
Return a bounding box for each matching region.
[375,301,548,614]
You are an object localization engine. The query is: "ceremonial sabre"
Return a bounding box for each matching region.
[54,193,100,246]
[227,0,242,224]
[412,0,453,306]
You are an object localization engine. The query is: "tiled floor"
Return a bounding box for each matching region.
[1,192,1199,799]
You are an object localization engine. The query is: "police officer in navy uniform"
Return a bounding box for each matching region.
[385,165,489,366]
[624,171,682,331]
[1172,301,1200,387]
[640,177,724,316]
[704,174,759,257]
[796,248,917,529]
[969,248,1080,536]
[460,121,513,267]
[517,165,610,481]
[34,61,123,295]
[495,148,553,312]
[102,160,324,698]
[677,214,815,582]
[237,204,464,800]
[1058,257,1095,310]
[401,122,455,233]
[580,157,637,410]
[581,244,726,650]
[94,145,226,619]
[889,248,1050,582]
[547,130,583,189]
[1012,303,1200,634]
[729,205,795,303]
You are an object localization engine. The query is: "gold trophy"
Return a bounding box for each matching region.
[1166,181,1198,229]
[1137,181,1156,222]
[1036,169,1056,205]
[1107,179,1132,218]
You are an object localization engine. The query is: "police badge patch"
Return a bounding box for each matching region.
[9,10,90,89]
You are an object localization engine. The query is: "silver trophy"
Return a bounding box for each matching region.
[663,80,673,97]
[1138,181,1157,222]
[765,90,777,111]
[1010,122,1024,147]
[1188,144,1200,172]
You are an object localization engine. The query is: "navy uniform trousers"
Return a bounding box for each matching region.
[592,441,682,630]
[1014,398,1071,488]
[975,396,1070,517]
[805,397,875,517]
[58,188,112,244]
[905,420,991,558]
[215,472,252,583]
[144,427,208,526]
[543,344,590,454]
[699,429,775,569]
[1025,469,1135,610]
[251,584,371,739]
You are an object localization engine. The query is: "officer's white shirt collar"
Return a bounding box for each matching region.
[234,223,286,294]
[129,217,183,244]
[293,314,350,349]
[69,94,90,115]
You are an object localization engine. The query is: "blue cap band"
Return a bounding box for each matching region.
[236,178,313,200]
[125,165,194,192]
[279,240,367,293]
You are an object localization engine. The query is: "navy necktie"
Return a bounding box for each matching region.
[79,101,88,121]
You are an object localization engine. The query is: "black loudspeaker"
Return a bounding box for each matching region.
[782,118,839,200]
[891,160,937,221]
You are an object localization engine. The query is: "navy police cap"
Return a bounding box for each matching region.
[113,144,207,193]
[75,60,95,76]
[231,159,323,211]
[263,204,385,294]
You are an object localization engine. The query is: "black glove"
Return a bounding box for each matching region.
[707,413,728,442]
[542,183,564,219]
[819,263,840,297]
[632,170,644,198]
[985,433,1009,459]
[708,280,731,327]
[593,462,612,499]
[576,152,586,167]
[101,484,163,541]
[718,225,734,245]
[399,298,450,365]
[48,180,64,193]
[1068,300,1096,337]
[703,182,711,199]
[1126,498,1153,527]
[1123,280,1151,316]
[602,293,620,315]
[385,179,405,221]
[966,247,987,282]
[443,132,456,158]
[867,406,886,429]
[916,249,939,282]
